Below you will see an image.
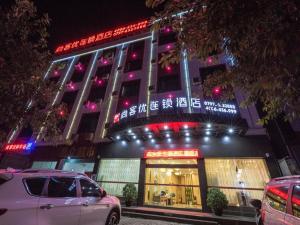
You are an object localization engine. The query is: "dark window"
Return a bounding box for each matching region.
[61,91,78,112]
[97,48,116,67]
[94,65,113,79]
[292,185,300,218]
[80,179,101,197]
[157,74,181,93]
[24,178,46,196]
[47,177,77,198]
[87,86,107,102]
[78,112,100,133]
[199,64,226,84]
[266,185,289,213]
[124,41,145,72]
[70,55,92,82]
[18,125,33,138]
[158,28,177,45]
[48,76,60,83]
[120,80,140,98]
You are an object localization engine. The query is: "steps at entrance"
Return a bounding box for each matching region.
[122,207,256,225]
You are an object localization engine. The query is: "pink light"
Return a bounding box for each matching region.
[90,103,96,110]
[67,82,75,90]
[168,94,173,98]
[75,62,84,71]
[129,73,134,78]
[165,27,171,33]
[213,86,221,95]
[124,100,130,107]
[166,65,172,72]
[54,70,59,76]
[59,110,65,116]
[207,57,213,64]
[166,44,172,50]
[103,59,108,65]
[131,53,137,59]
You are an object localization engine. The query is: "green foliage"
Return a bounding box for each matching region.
[207,188,228,211]
[146,0,300,124]
[0,0,63,142]
[122,183,137,202]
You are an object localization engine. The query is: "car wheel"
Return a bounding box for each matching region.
[106,211,119,225]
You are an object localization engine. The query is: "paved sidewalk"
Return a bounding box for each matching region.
[119,216,191,225]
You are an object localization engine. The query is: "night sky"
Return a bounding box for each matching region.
[35,0,154,52]
[1,0,155,52]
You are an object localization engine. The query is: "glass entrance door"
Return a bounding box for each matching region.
[144,159,201,209]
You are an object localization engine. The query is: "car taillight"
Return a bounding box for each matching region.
[0,209,7,216]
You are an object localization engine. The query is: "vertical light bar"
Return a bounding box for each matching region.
[51,58,76,106]
[36,57,76,140]
[146,31,155,117]
[100,44,125,138]
[66,51,99,139]
[183,49,192,113]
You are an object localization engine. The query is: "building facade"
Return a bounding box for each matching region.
[0,20,285,211]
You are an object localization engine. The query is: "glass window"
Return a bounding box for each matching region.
[31,161,57,169]
[205,158,270,206]
[144,168,201,209]
[24,178,47,196]
[47,177,77,198]
[77,113,100,133]
[146,159,197,165]
[97,159,140,196]
[292,185,300,218]
[266,185,289,213]
[62,162,94,174]
[80,179,101,197]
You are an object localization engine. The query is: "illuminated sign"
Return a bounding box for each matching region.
[55,20,149,54]
[144,149,199,159]
[113,96,238,123]
[2,142,35,154]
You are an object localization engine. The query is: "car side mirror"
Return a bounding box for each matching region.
[250,199,262,210]
[100,189,107,198]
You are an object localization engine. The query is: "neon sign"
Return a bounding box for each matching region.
[144,149,199,159]
[55,20,149,54]
[2,142,35,154]
[113,96,238,123]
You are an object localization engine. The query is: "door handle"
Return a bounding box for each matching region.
[82,202,89,207]
[40,204,54,210]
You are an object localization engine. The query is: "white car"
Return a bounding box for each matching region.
[0,168,121,225]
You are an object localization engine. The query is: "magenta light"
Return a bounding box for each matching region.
[131,53,137,59]
[166,44,172,50]
[165,27,171,33]
[168,94,173,98]
[129,73,134,78]
[103,59,108,65]
[54,70,59,76]
[124,100,130,107]
[90,103,96,110]
[207,57,213,64]
[166,65,172,72]
[213,86,221,95]
[67,82,75,90]
[75,62,84,71]
[59,110,65,116]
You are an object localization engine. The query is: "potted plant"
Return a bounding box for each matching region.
[122,183,137,207]
[207,188,229,216]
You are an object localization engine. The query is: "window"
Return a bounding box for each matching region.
[87,86,107,102]
[157,74,181,93]
[77,112,100,133]
[292,185,300,218]
[47,177,77,198]
[158,28,177,45]
[80,179,101,197]
[62,162,94,174]
[97,159,140,196]
[120,80,140,98]
[124,41,145,72]
[31,161,57,169]
[70,54,92,82]
[266,185,289,213]
[205,158,270,206]
[94,65,113,78]
[24,178,47,196]
[199,64,226,84]
[61,91,78,112]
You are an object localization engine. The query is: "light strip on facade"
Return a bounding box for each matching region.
[66,51,99,139]
[183,49,192,113]
[36,57,76,141]
[100,44,125,138]
[52,36,151,64]
[146,31,155,117]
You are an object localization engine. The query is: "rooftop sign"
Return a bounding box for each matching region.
[55,20,149,55]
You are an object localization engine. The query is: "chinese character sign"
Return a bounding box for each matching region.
[114,96,238,123]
